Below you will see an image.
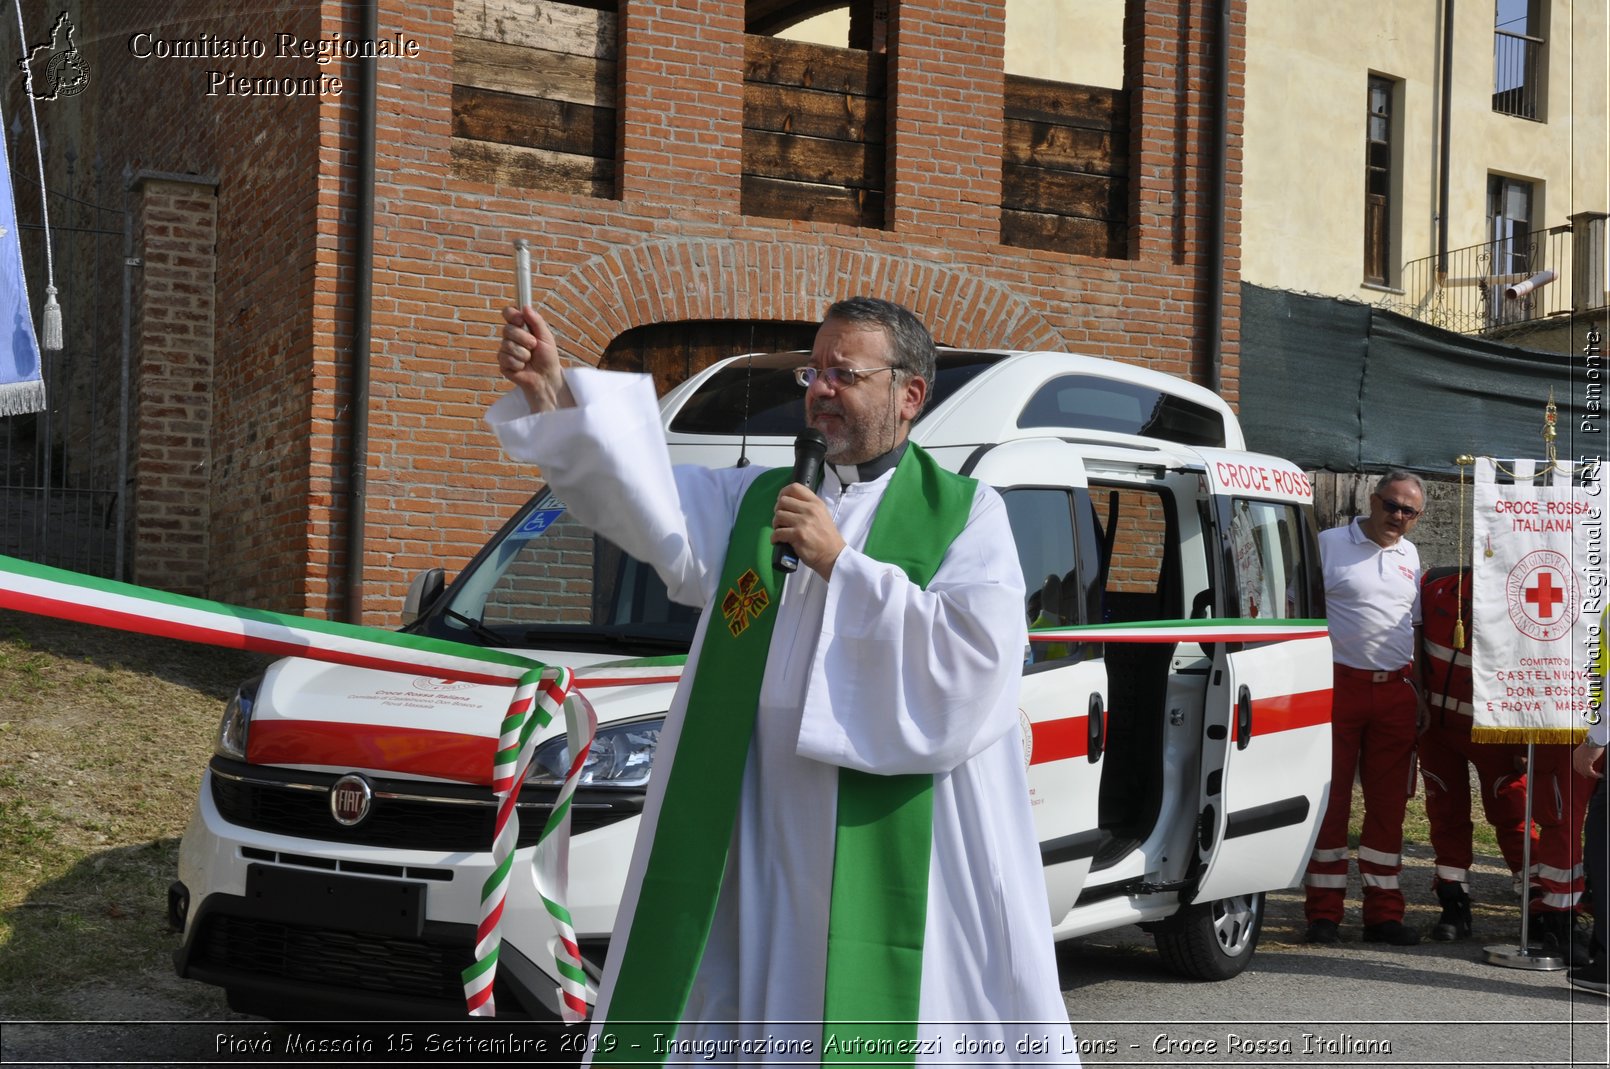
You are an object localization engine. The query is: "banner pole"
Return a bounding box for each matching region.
[1483,742,1565,970]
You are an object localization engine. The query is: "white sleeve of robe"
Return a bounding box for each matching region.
[486,368,755,608]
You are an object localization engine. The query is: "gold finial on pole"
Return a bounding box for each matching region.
[1544,389,1558,465]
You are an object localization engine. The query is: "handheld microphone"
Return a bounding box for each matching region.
[773,429,828,574]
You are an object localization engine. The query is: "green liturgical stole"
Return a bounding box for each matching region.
[597,443,978,1066]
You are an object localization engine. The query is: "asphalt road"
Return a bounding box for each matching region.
[1,844,1605,1067]
[1054,843,1609,1069]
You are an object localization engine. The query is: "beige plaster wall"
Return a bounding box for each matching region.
[1004,0,1124,85]
[781,0,1124,85]
[1241,0,1607,303]
[783,1,1604,307]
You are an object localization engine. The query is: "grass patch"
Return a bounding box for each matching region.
[0,610,269,1018]
[1349,782,1503,857]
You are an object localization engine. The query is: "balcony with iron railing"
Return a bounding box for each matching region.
[1493,28,1544,120]
[1393,225,1572,336]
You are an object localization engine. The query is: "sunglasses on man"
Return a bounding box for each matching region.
[1376,496,1421,520]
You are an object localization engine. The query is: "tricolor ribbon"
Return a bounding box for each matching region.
[0,553,593,1021]
[466,667,595,1019]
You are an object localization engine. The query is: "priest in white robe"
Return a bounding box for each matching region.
[487,296,1078,1065]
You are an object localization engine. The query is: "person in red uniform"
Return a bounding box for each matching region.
[1525,741,1593,963]
[1417,568,1532,940]
[1304,472,1427,946]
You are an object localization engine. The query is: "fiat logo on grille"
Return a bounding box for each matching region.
[330,774,373,827]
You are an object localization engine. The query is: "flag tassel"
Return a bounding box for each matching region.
[13,3,62,357]
[41,285,61,351]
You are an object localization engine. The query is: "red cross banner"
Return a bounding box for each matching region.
[1470,456,1598,743]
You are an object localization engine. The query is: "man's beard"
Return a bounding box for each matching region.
[811,398,897,465]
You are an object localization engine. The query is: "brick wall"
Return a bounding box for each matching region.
[1103,486,1170,595]
[887,0,1006,240]
[354,0,1246,620]
[128,176,218,596]
[17,0,1245,621]
[78,1,337,612]
[619,0,746,207]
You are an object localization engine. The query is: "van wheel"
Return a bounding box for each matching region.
[1152,891,1264,981]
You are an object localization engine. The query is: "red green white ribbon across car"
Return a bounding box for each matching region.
[0,552,594,1022]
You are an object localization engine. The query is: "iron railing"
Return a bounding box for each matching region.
[1393,225,1571,336]
[0,155,129,580]
[1493,29,1543,120]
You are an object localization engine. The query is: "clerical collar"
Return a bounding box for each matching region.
[831,440,909,485]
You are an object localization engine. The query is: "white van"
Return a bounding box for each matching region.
[171,349,1332,1020]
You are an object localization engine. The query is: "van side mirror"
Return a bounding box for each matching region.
[402,568,446,625]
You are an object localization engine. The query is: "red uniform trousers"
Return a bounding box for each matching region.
[1305,665,1419,925]
[1419,710,1531,888]
[1526,742,1593,916]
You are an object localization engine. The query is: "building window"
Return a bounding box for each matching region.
[1493,0,1545,120]
[1487,174,1537,324]
[1363,75,1397,287]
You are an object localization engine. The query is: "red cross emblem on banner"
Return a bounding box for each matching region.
[722,569,770,637]
[1505,549,1577,642]
[1524,570,1565,619]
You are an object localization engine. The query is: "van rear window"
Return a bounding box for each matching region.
[669,351,1000,436]
[1016,375,1226,448]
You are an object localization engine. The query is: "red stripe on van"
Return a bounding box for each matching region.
[575,674,682,689]
[247,720,496,784]
[1030,715,1090,763]
[1234,689,1332,742]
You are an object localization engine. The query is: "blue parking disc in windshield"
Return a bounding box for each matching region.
[511,506,565,540]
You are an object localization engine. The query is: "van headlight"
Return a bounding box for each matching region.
[528,717,662,789]
[215,676,262,760]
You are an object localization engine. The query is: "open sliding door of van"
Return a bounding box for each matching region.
[967,439,1105,926]
[1188,458,1333,905]
[1190,636,1332,902]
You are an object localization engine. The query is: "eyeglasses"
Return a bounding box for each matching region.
[793,365,898,390]
[1377,496,1422,520]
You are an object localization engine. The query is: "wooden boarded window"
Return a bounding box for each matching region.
[452,0,618,197]
[742,36,886,229]
[1001,77,1128,259]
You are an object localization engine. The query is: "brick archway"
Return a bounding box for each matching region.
[540,237,1067,369]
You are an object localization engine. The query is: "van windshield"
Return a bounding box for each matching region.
[425,487,699,655]
[669,350,1001,436]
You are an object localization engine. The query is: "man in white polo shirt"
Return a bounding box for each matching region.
[1304,471,1427,946]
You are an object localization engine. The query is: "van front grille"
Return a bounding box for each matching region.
[208,757,639,850]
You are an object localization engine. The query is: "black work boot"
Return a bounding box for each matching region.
[1530,911,1592,967]
[1431,882,1473,941]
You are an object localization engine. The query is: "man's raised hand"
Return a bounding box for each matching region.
[498,305,575,412]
